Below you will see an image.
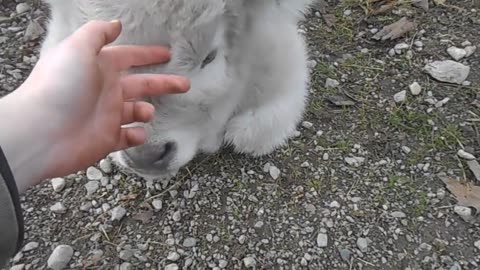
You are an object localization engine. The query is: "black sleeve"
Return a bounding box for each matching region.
[0,146,24,268]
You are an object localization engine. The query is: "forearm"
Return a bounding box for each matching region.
[0,90,51,193]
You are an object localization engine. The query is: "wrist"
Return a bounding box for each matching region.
[0,89,53,193]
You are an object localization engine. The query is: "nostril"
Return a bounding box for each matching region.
[156,142,175,162]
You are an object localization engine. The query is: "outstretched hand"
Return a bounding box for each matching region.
[0,20,190,191]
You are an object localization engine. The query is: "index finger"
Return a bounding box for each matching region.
[100,45,172,71]
[65,20,123,54]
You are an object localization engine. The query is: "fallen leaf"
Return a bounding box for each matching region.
[433,0,446,5]
[440,176,480,211]
[372,17,416,41]
[132,203,153,224]
[370,2,397,16]
[467,160,480,182]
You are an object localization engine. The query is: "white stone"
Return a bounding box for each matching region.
[402,146,411,154]
[111,206,127,221]
[50,202,67,214]
[447,46,467,61]
[357,238,369,252]
[51,178,66,192]
[86,167,103,180]
[99,159,112,173]
[457,149,476,160]
[454,206,472,218]
[474,240,480,250]
[390,211,406,218]
[243,257,256,268]
[394,43,409,51]
[119,262,132,270]
[238,235,246,244]
[424,60,470,85]
[394,90,407,103]
[329,201,340,208]
[167,252,180,261]
[23,242,39,252]
[302,121,313,129]
[409,82,422,96]
[47,245,74,270]
[183,237,197,247]
[219,260,228,269]
[16,3,30,14]
[85,181,100,195]
[316,233,328,247]
[152,200,163,210]
[172,210,181,222]
[269,166,281,180]
[465,45,476,57]
[165,263,179,270]
[325,78,340,88]
[10,265,25,270]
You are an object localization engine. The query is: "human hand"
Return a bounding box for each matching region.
[0,20,190,191]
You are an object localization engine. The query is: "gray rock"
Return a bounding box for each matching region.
[99,159,112,173]
[447,46,467,61]
[51,178,66,192]
[219,260,228,269]
[301,121,313,129]
[409,82,422,96]
[357,238,369,252]
[390,211,407,218]
[325,78,340,88]
[457,149,476,160]
[165,264,179,270]
[119,262,132,270]
[167,251,180,261]
[111,206,127,221]
[85,181,100,195]
[465,45,476,57]
[47,245,74,270]
[243,257,256,268]
[24,20,45,41]
[23,241,39,252]
[86,167,103,181]
[16,3,30,14]
[424,60,470,85]
[119,250,133,261]
[316,233,328,247]
[393,90,407,103]
[183,237,197,248]
[269,166,281,180]
[172,210,181,222]
[10,265,25,270]
[152,200,163,210]
[474,240,480,250]
[50,202,67,214]
[339,249,351,262]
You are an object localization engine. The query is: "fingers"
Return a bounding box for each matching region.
[121,74,190,100]
[101,45,172,71]
[115,127,148,151]
[122,101,155,125]
[67,20,123,54]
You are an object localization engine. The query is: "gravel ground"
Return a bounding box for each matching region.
[1,0,480,269]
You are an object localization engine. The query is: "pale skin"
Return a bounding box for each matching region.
[0,20,191,193]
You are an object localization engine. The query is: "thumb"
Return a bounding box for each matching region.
[66,20,123,54]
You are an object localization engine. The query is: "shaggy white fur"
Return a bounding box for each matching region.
[40,0,314,180]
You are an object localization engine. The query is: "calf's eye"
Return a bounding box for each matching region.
[201,49,217,69]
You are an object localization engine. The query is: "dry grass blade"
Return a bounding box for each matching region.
[372,17,417,41]
[322,13,337,28]
[440,176,480,211]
